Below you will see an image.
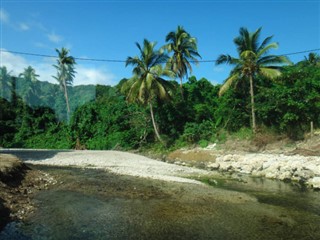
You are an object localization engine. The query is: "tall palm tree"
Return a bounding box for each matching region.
[0,66,12,100]
[304,52,320,66]
[53,47,76,121]
[124,39,174,143]
[19,66,40,106]
[164,25,201,97]
[216,27,291,133]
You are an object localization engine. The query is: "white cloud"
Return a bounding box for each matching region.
[19,22,30,31]
[47,32,63,43]
[0,49,29,75]
[0,8,9,23]
[1,50,118,86]
[75,66,117,86]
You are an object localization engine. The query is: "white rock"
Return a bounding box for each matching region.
[278,171,292,181]
[205,143,216,150]
[219,162,233,171]
[308,177,320,189]
[207,162,220,170]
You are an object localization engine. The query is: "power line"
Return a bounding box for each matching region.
[1,48,320,63]
[0,49,126,63]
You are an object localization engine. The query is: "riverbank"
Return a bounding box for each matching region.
[2,164,320,239]
[1,147,320,239]
[0,149,213,230]
[166,135,320,189]
[0,154,56,230]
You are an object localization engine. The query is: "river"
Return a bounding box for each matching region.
[1,157,320,239]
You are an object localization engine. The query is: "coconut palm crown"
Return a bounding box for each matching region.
[164,25,201,96]
[124,39,174,143]
[19,66,40,105]
[216,27,291,132]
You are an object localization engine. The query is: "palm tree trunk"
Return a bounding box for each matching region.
[249,75,257,133]
[149,102,163,143]
[179,76,184,99]
[1,81,4,99]
[63,81,70,121]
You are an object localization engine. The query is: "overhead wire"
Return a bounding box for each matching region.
[0,48,319,63]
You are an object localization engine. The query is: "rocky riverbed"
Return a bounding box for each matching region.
[0,154,57,230]
[166,136,320,190]
[212,153,320,188]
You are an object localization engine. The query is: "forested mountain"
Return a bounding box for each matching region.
[1,75,96,121]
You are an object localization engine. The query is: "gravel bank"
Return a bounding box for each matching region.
[5,150,211,184]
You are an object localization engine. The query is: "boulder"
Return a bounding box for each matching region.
[0,154,26,184]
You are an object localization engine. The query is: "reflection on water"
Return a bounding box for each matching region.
[1,166,320,240]
[202,173,320,215]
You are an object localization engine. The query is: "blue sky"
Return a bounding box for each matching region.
[1,0,319,86]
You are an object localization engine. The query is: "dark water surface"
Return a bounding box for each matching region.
[1,165,320,240]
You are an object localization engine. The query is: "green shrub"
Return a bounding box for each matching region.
[182,120,215,144]
[198,139,209,148]
[231,127,253,140]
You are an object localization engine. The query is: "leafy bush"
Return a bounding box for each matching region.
[182,120,215,144]
[198,139,209,148]
[24,124,71,149]
[231,127,253,140]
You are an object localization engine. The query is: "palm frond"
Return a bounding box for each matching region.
[257,35,273,53]
[259,67,281,79]
[219,73,239,96]
[240,50,257,60]
[257,42,278,57]
[251,27,262,52]
[258,55,292,66]
[216,54,239,65]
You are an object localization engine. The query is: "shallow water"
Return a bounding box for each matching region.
[1,165,320,240]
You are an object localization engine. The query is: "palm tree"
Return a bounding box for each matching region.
[124,39,174,143]
[19,66,40,106]
[304,52,320,66]
[216,27,291,133]
[0,66,12,100]
[164,25,201,97]
[53,47,76,121]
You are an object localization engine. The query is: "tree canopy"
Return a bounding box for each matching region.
[216,27,291,132]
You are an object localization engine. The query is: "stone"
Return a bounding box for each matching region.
[308,177,320,189]
[265,171,279,179]
[293,169,314,182]
[239,165,253,174]
[205,143,216,150]
[219,162,233,171]
[278,171,292,181]
[207,162,220,170]
[262,160,276,170]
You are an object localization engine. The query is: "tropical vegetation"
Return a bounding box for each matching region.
[216,27,291,132]
[0,26,319,150]
[123,39,174,143]
[164,25,201,97]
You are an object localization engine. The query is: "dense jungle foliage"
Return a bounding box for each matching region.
[1,26,319,150]
[0,60,319,150]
